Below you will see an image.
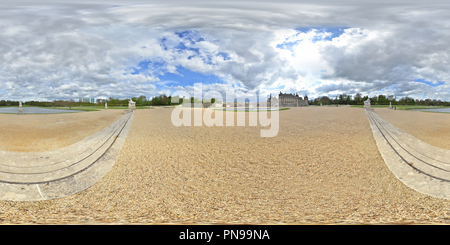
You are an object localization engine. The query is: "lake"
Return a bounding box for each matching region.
[410,108,450,113]
[0,107,84,114]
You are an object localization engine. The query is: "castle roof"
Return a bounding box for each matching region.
[279,92,302,98]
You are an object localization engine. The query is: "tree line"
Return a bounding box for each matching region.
[0,95,184,107]
[312,93,450,106]
[2,93,450,107]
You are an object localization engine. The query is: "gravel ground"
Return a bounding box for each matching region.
[0,109,124,152]
[1,107,450,224]
[375,108,450,150]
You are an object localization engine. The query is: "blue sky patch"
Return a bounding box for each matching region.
[295,27,348,42]
[125,58,227,90]
[174,42,200,54]
[414,78,445,87]
[175,30,205,44]
[276,42,299,52]
[277,27,349,51]
[158,36,169,51]
[158,66,225,87]
[272,85,286,90]
[128,60,166,75]
[217,52,231,61]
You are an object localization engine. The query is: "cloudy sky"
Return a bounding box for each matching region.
[1,0,450,102]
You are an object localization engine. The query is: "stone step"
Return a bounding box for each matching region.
[0,113,131,167]
[0,119,126,174]
[369,112,450,174]
[0,112,132,184]
[366,110,450,199]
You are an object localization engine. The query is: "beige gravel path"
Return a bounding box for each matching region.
[367,109,450,200]
[0,109,124,152]
[374,108,450,150]
[1,107,450,224]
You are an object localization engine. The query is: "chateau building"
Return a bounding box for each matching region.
[268,92,309,107]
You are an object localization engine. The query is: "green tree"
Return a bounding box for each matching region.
[159,94,168,105]
[152,96,160,105]
[354,93,361,103]
[319,96,331,105]
[137,95,147,106]
[338,94,344,104]
[346,95,352,104]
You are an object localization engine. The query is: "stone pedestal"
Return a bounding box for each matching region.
[128,99,136,112]
[17,101,24,115]
[364,99,371,109]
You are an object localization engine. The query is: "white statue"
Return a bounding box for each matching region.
[17,100,24,115]
[364,99,371,109]
[128,99,136,112]
[105,102,108,110]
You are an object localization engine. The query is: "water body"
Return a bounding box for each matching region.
[0,107,84,114]
[411,108,450,113]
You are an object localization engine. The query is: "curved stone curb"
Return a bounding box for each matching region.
[366,110,450,199]
[0,112,134,201]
